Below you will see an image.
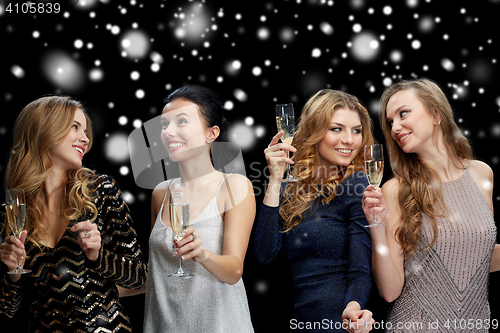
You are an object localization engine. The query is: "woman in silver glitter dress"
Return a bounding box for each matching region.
[140,85,255,332]
[363,78,500,332]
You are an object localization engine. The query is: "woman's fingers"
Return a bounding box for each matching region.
[176,236,203,260]
[0,236,26,271]
[70,220,101,261]
[173,228,207,262]
[265,142,297,154]
[174,226,194,247]
[269,131,284,147]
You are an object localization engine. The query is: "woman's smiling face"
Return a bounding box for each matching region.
[385,89,439,154]
[160,98,209,162]
[317,108,363,168]
[48,108,89,172]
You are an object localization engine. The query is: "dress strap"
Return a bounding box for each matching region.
[216,173,235,208]
[159,179,174,211]
[216,174,232,196]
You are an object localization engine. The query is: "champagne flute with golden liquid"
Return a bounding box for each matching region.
[276,103,299,182]
[5,188,32,274]
[167,191,194,278]
[363,144,387,227]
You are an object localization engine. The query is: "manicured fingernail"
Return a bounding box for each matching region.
[173,251,178,256]
[180,233,186,238]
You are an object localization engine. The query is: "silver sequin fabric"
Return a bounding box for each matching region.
[144,177,254,333]
[386,169,497,332]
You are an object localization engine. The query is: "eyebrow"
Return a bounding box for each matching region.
[331,122,362,128]
[161,112,190,121]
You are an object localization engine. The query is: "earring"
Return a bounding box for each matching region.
[206,140,210,144]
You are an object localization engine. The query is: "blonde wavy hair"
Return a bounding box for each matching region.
[4,96,98,248]
[280,89,374,232]
[379,78,473,257]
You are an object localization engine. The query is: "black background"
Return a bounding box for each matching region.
[1,0,499,332]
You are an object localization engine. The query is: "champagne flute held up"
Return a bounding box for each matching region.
[363,145,387,227]
[168,191,194,278]
[5,188,31,274]
[276,103,300,182]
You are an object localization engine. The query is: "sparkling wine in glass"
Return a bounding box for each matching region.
[364,145,387,227]
[5,188,31,274]
[276,103,299,182]
[167,191,194,278]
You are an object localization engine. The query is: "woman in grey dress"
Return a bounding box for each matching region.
[121,85,255,332]
[362,78,500,332]
[145,85,255,332]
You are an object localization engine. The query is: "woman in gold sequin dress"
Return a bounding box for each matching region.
[363,78,500,332]
[0,96,147,332]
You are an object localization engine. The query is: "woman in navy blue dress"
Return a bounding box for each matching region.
[254,89,374,333]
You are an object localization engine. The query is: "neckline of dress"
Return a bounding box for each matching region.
[441,168,467,185]
[158,196,218,230]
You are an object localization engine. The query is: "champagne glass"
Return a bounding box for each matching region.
[276,103,299,182]
[167,191,194,278]
[363,145,387,227]
[5,188,31,274]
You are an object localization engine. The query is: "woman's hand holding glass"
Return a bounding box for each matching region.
[362,185,387,227]
[70,220,101,261]
[264,131,297,181]
[0,230,28,281]
[172,226,205,263]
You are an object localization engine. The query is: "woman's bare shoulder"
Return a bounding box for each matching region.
[382,177,401,195]
[466,159,493,178]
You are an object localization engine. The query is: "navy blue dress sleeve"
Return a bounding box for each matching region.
[253,202,283,265]
[342,172,372,309]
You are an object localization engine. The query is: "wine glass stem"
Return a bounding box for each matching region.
[372,187,379,223]
[286,151,291,179]
[16,236,23,269]
[177,257,184,274]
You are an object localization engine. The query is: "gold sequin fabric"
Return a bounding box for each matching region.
[387,169,497,332]
[0,175,147,332]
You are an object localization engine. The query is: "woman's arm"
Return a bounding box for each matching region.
[491,245,500,273]
[344,175,372,309]
[117,181,169,298]
[262,130,296,207]
[0,265,24,318]
[340,174,373,333]
[253,131,295,264]
[176,175,256,285]
[88,175,147,289]
[252,202,284,265]
[0,230,27,317]
[362,178,405,302]
[466,160,500,272]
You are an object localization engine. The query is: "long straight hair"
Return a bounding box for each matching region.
[379,78,473,256]
[4,96,97,248]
